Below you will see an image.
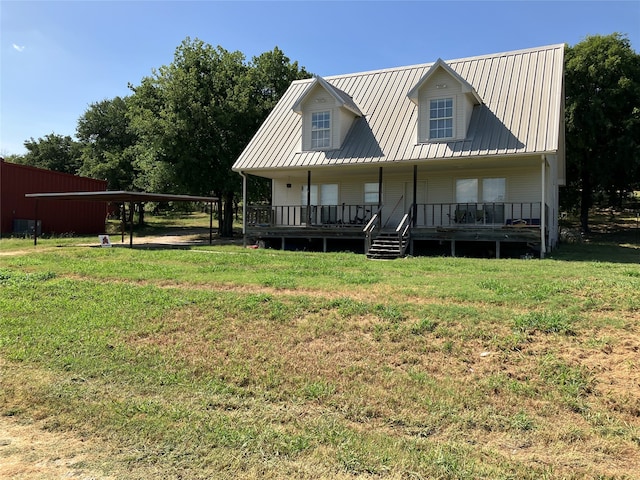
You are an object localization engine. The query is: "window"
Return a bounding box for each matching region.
[311,111,331,149]
[456,177,506,203]
[302,184,338,205]
[301,184,318,205]
[482,178,506,202]
[364,182,380,204]
[321,184,338,205]
[456,178,478,203]
[429,98,453,139]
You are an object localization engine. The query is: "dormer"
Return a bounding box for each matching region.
[292,76,362,151]
[407,59,482,143]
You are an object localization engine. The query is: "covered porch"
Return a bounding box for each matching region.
[239,156,554,258]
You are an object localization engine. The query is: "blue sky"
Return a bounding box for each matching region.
[1,1,638,156]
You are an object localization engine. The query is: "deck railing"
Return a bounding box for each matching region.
[246,202,547,229]
[246,204,376,227]
[411,202,546,228]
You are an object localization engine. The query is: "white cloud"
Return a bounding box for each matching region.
[12,44,26,52]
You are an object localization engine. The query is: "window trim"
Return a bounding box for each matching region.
[428,96,454,141]
[310,110,331,150]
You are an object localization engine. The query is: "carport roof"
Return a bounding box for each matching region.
[25,190,218,203]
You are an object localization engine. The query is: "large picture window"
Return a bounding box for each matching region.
[429,98,453,139]
[311,111,331,149]
[482,178,506,202]
[456,178,478,203]
[456,178,506,203]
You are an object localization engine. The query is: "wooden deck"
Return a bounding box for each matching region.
[245,223,544,258]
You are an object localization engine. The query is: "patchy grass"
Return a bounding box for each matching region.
[0,222,639,479]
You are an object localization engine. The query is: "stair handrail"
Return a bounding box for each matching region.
[363,205,383,254]
[394,205,414,256]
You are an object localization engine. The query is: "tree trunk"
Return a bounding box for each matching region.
[138,203,145,227]
[218,191,235,237]
[580,155,592,233]
[128,202,134,226]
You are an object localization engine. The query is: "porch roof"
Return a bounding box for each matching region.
[233,44,565,174]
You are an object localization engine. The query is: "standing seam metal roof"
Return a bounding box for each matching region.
[232,44,565,172]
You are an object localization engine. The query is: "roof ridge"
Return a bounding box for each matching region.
[304,43,566,81]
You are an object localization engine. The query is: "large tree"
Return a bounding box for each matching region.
[128,38,309,236]
[17,133,82,174]
[76,96,139,191]
[564,33,640,232]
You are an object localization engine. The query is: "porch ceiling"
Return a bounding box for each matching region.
[249,154,544,180]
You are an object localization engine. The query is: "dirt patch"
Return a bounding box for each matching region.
[0,417,112,479]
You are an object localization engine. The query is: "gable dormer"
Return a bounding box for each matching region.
[407,59,482,143]
[292,76,362,151]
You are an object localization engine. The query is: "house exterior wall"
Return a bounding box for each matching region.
[270,158,547,227]
[417,69,474,142]
[0,161,107,235]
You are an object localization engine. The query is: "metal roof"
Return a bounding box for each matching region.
[233,44,565,173]
[25,191,218,203]
[292,75,363,116]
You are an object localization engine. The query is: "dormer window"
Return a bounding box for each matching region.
[292,76,363,152]
[311,111,331,149]
[407,59,482,144]
[429,98,453,139]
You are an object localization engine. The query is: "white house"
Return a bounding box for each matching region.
[232,44,565,258]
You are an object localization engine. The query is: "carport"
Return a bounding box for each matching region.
[25,191,219,247]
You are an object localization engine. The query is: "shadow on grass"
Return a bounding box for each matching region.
[549,229,640,264]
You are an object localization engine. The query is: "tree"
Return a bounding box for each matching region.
[564,33,640,232]
[76,96,139,191]
[17,133,82,174]
[128,38,309,236]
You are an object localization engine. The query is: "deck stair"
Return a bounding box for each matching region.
[366,230,409,260]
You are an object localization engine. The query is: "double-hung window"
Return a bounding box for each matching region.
[311,111,331,149]
[364,182,380,204]
[429,98,453,140]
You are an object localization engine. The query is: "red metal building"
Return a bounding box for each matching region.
[0,159,108,236]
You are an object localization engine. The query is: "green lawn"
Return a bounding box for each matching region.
[0,218,639,479]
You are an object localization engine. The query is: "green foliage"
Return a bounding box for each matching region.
[16,133,82,174]
[127,38,310,236]
[564,33,640,230]
[76,96,139,190]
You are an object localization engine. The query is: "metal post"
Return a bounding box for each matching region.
[307,170,311,225]
[378,166,383,211]
[413,165,417,227]
[129,202,134,248]
[540,156,547,258]
[209,201,213,245]
[121,202,125,243]
[33,200,39,246]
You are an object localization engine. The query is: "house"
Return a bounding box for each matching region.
[232,44,565,259]
[0,159,108,237]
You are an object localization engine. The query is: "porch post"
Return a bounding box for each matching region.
[240,171,247,247]
[413,165,417,227]
[541,156,547,258]
[378,167,383,209]
[378,167,383,230]
[307,170,312,225]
